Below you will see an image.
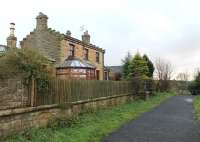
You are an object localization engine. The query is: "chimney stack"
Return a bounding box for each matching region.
[7,23,17,48]
[36,12,48,31]
[82,30,90,44]
[66,30,71,36]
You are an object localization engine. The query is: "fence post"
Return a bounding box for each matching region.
[144,79,150,100]
[31,77,36,107]
[145,91,150,100]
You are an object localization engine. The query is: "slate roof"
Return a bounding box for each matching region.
[21,28,105,65]
[0,45,8,57]
[64,34,105,53]
[45,28,105,53]
[106,66,123,73]
[21,27,105,53]
[0,45,8,52]
[56,57,96,69]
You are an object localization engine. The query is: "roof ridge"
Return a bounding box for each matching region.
[21,27,105,53]
[47,28,104,52]
[64,36,105,52]
[0,44,7,47]
[21,29,36,42]
[47,28,65,39]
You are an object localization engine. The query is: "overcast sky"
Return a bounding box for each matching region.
[1,0,200,78]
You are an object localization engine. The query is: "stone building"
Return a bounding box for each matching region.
[106,66,123,81]
[20,12,106,80]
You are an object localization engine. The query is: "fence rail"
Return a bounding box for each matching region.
[35,79,134,106]
[0,78,157,109]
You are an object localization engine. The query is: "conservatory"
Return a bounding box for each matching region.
[56,57,96,80]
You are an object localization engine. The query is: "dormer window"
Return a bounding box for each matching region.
[69,44,75,57]
[84,48,89,60]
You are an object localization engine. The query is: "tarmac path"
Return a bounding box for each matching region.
[102,95,200,142]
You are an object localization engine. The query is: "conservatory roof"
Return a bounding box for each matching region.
[56,57,96,69]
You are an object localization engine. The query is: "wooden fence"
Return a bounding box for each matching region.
[34,79,134,106]
[0,78,157,109]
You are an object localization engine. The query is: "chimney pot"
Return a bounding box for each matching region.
[66,30,71,36]
[7,22,17,48]
[82,30,90,44]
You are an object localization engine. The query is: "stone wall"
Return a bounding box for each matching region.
[0,94,134,138]
[0,80,29,110]
[20,29,62,64]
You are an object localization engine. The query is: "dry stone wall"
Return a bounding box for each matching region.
[0,94,133,138]
[0,79,29,110]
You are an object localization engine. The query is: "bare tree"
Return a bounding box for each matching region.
[176,72,189,81]
[192,68,200,80]
[154,58,174,91]
[155,58,174,81]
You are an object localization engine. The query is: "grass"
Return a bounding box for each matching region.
[194,95,200,121]
[5,92,175,142]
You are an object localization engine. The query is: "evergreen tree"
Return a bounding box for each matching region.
[143,54,155,78]
[128,53,149,79]
[122,52,132,79]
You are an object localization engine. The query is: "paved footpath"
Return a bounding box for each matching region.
[102,95,200,142]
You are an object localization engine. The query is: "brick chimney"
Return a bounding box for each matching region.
[82,30,90,44]
[7,23,17,48]
[36,12,48,31]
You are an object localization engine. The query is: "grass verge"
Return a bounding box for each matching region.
[194,95,200,121]
[5,92,175,142]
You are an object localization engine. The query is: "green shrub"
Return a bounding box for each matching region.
[194,96,200,121]
[0,47,53,90]
[188,72,200,95]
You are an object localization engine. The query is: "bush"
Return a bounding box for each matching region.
[157,80,171,92]
[188,72,200,95]
[0,48,53,88]
[131,77,155,95]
